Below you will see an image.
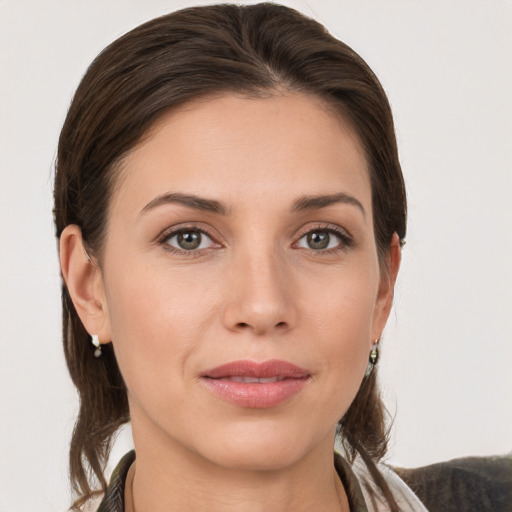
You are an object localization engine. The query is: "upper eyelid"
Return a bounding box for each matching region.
[165,229,214,243]
[295,222,352,240]
[293,224,353,251]
[158,226,220,255]
[157,223,219,244]
[155,221,352,248]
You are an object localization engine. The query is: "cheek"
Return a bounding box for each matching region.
[103,263,218,398]
[305,267,378,389]
[305,263,378,343]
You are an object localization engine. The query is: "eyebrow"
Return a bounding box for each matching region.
[139,191,365,217]
[291,193,366,217]
[139,192,228,216]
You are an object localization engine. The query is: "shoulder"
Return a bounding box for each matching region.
[96,451,135,512]
[394,454,512,512]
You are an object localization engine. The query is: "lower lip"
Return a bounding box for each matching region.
[201,377,309,408]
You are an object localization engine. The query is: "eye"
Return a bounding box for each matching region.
[164,228,216,251]
[296,228,348,251]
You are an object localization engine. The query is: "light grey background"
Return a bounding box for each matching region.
[1,0,511,510]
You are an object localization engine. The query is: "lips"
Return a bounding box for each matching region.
[200,360,310,408]
[218,376,286,383]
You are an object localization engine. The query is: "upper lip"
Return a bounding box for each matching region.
[201,359,310,379]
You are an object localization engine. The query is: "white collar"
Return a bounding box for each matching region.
[351,455,429,512]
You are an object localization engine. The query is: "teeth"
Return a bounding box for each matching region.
[221,376,284,383]
[258,377,278,383]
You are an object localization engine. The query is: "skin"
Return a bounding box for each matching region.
[61,93,400,512]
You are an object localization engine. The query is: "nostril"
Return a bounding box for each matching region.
[235,321,287,330]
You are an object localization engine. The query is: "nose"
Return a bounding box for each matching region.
[222,248,297,336]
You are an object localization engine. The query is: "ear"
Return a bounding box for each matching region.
[59,225,112,343]
[371,232,401,343]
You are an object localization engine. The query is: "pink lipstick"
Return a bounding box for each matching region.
[200,360,310,408]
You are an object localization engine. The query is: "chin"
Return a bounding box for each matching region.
[192,418,331,472]
[207,443,303,473]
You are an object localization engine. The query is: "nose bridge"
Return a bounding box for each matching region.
[223,238,295,334]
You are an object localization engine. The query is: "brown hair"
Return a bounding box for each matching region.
[54,3,406,510]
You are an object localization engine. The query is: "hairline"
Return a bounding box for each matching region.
[95,88,384,269]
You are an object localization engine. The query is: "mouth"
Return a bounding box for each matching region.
[215,376,288,383]
[200,359,311,408]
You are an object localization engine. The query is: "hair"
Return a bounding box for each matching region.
[53,3,406,510]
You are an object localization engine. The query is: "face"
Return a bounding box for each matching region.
[94,93,394,470]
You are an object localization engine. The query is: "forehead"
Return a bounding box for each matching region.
[111,92,371,216]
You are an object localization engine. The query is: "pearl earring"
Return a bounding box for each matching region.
[91,334,102,358]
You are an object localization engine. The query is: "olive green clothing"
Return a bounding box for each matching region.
[96,450,512,511]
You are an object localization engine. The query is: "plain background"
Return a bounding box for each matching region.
[0,0,511,510]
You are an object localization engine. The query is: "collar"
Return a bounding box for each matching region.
[97,450,369,512]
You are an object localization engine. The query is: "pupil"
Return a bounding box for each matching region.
[308,231,329,250]
[178,231,201,250]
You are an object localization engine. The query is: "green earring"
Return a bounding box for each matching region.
[365,341,379,377]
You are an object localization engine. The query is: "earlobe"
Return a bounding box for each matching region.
[59,225,111,342]
[371,232,402,342]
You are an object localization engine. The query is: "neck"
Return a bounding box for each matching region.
[127,420,349,512]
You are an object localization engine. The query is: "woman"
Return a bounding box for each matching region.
[54,3,511,511]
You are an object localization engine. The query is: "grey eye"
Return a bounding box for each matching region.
[177,231,201,250]
[166,229,214,251]
[297,230,342,250]
[307,231,329,250]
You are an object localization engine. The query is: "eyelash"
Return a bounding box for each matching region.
[294,224,353,254]
[157,225,220,257]
[157,223,353,256]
